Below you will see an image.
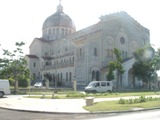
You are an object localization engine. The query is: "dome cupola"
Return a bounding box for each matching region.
[42,1,76,41]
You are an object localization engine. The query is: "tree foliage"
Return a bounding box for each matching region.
[0,42,30,91]
[132,45,159,88]
[107,48,125,91]
[44,73,52,82]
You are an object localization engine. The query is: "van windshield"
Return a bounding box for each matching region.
[88,82,97,87]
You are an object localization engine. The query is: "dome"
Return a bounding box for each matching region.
[42,4,76,31]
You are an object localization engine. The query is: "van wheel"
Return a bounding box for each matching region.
[107,90,111,93]
[0,92,4,98]
[92,90,97,94]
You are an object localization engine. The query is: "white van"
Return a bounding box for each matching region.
[0,80,11,98]
[85,81,113,93]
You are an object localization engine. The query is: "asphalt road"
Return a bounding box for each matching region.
[1,108,160,120]
[0,108,99,120]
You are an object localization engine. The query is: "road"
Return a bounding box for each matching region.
[1,108,160,120]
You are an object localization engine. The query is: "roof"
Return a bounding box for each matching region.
[42,3,76,30]
[26,55,39,59]
[42,56,53,60]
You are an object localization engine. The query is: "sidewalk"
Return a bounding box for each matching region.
[0,96,89,113]
[0,95,160,113]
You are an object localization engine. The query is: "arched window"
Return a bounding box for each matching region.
[56,28,59,35]
[120,36,125,44]
[92,71,95,81]
[33,73,36,80]
[69,72,72,81]
[48,28,51,35]
[96,71,100,81]
[58,73,59,81]
[80,48,82,56]
[65,29,68,35]
[107,49,110,57]
[53,28,55,35]
[94,48,97,56]
[66,72,68,81]
[60,73,63,82]
[33,62,36,67]
[61,28,64,35]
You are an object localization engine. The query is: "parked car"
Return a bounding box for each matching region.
[33,82,43,88]
[85,81,113,93]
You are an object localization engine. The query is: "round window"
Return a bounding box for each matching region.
[120,37,125,44]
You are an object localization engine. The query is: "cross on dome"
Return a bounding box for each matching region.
[57,0,63,12]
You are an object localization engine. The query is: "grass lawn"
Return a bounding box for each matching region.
[83,100,160,112]
[25,91,160,99]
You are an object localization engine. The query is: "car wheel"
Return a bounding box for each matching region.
[0,92,4,98]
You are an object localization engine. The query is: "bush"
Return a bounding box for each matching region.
[119,98,125,104]
[118,96,160,104]
[18,79,29,87]
[66,93,85,98]
[139,96,146,103]
[128,98,133,104]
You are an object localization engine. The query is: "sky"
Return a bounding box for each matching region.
[0,0,160,56]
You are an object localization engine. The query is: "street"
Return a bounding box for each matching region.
[1,108,160,120]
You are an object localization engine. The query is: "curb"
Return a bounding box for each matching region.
[1,105,160,115]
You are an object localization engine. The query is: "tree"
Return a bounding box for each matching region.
[132,45,158,89]
[0,42,30,92]
[107,48,125,91]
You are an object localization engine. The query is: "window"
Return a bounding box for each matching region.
[48,28,51,35]
[80,48,82,56]
[101,82,106,86]
[66,72,68,81]
[69,72,72,81]
[56,28,59,34]
[107,49,113,58]
[94,48,97,56]
[95,83,100,87]
[65,47,68,52]
[62,28,64,35]
[107,49,109,57]
[65,29,68,35]
[60,73,63,81]
[120,36,125,44]
[33,73,36,80]
[33,62,36,67]
[125,51,127,58]
[122,51,124,58]
[92,71,95,80]
[107,83,110,86]
[53,28,55,35]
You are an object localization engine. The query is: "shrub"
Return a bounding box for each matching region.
[66,93,85,98]
[139,96,146,103]
[128,98,133,104]
[119,98,125,104]
[133,98,140,103]
[18,79,29,87]
[118,96,148,104]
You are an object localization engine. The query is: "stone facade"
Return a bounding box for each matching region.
[25,3,150,88]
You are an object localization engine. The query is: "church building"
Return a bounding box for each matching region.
[25,2,150,89]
